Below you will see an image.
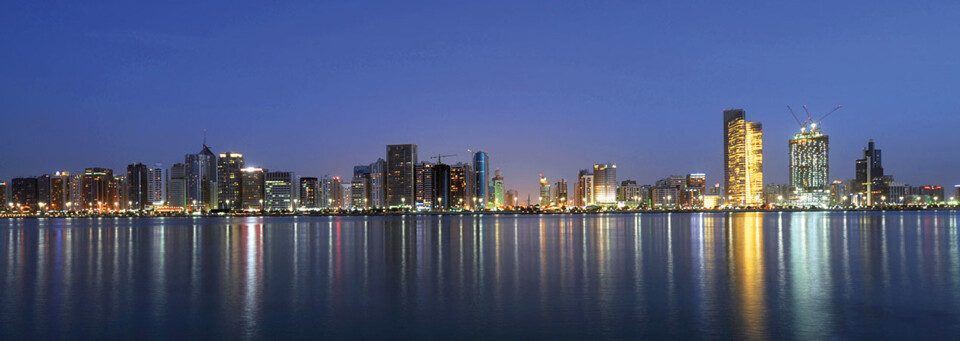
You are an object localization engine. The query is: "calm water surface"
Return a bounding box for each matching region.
[2,212,960,339]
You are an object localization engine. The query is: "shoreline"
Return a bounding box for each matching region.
[2,206,958,219]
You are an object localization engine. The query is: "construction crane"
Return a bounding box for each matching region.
[431,154,457,164]
[786,104,843,130]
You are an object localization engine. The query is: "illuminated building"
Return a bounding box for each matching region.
[147,163,165,206]
[723,109,764,206]
[553,178,567,206]
[619,180,643,207]
[415,162,434,210]
[369,158,387,209]
[0,182,5,211]
[11,177,38,212]
[113,175,126,210]
[491,168,505,209]
[575,169,594,207]
[126,163,149,211]
[386,144,417,208]
[321,175,343,209]
[539,175,551,206]
[593,163,618,206]
[652,186,679,207]
[299,177,319,209]
[855,140,886,206]
[764,184,790,205]
[185,144,217,211]
[473,151,489,209]
[789,123,829,206]
[449,163,471,209]
[217,152,245,210]
[167,163,186,209]
[264,171,297,211]
[955,185,960,202]
[38,174,51,210]
[240,167,265,210]
[683,173,706,208]
[82,168,115,211]
[352,165,371,209]
[68,173,83,210]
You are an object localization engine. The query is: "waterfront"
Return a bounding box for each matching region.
[2,212,959,339]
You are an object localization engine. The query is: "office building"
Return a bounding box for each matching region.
[167,163,187,209]
[473,151,489,209]
[321,176,343,209]
[553,178,567,207]
[126,163,149,211]
[683,173,706,208]
[147,164,165,206]
[217,152,244,210]
[764,184,791,205]
[185,144,217,211]
[434,163,451,210]
[505,189,518,208]
[264,171,296,211]
[11,177,38,212]
[341,183,352,209]
[386,144,417,208]
[652,186,680,207]
[415,162,435,210]
[490,168,505,209]
[955,185,960,202]
[723,109,764,206]
[593,163,617,206]
[0,182,5,211]
[789,123,830,206]
[369,158,387,209]
[619,180,643,207]
[352,166,371,209]
[240,167,265,210]
[855,140,887,206]
[450,163,471,209]
[82,168,114,211]
[539,175,551,207]
[300,177,319,209]
[575,169,594,207]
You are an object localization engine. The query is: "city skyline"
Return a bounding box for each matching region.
[2,2,959,199]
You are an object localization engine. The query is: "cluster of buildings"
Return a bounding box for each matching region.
[0,144,515,214]
[2,108,958,214]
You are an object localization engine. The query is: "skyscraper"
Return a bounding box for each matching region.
[300,177,319,209]
[167,163,187,209]
[147,163,165,206]
[321,175,343,209]
[683,173,706,208]
[126,163,149,211]
[449,163,471,209]
[789,123,829,206]
[386,144,417,209]
[575,169,594,207]
[217,152,245,210]
[0,182,6,211]
[593,163,618,205]
[240,167,265,211]
[369,158,387,209]
[415,162,435,210]
[264,171,297,211]
[82,168,114,211]
[434,163,451,210]
[11,177,38,212]
[723,109,764,206]
[473,151,489,209]
[352,165,371,209]
[491,168,505,209]
[185,144,216,211]
[553,178,567,206]
[539,175,551,207]
[856,139,886,206]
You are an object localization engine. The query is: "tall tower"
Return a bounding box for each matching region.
[473,151,489,210]
[185,144,217,211]
[723,109,764,206]
[593,163,618,205]
[855,140,886,206]
[217,152,245,210]
[491,168,505,209]
[126,163,149,211]
[539,175,551,207]
[386,144,418,208]
[789,123,829,206]
[575,169,594,207]
[147,163,165,206]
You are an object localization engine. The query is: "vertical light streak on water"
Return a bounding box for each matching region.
[494,216,501,308]
[478,215,485,295]
[539,215,547,316]
[153,222,167,325]
[513,216,519,300]
[882,213,890,288]
[363,218,369,293]
[437,216,443,303]
[328,220,334,303]
[842,213,851,295]
[949,213,959,308]
[633,213,644,322]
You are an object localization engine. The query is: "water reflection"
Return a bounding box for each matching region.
[2,212,960,339]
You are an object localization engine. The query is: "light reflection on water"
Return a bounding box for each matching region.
[1,212,960,339]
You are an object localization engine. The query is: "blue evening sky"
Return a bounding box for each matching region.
[2,1,958,198]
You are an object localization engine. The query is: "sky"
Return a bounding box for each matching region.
[2,1,959,199]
